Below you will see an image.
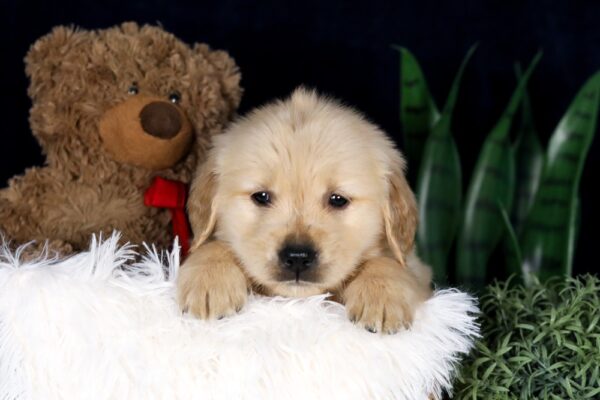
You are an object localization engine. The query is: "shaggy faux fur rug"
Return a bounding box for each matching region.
[0,234,479,400]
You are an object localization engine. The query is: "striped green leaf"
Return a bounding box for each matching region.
[503,64,545,280]
[573,197,581,252]
[416,44,477,283]
[498,201,523,281]
[520,71,600,282]
[511,64,545,232]
[456,52,542,290]
[394,46,440,178]
[566,196,580,279]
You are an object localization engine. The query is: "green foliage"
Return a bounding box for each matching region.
[398,47,600,289]
[498,202,522,280]
[456,275,600,399]
[416,44,476,283]
[519,71,600,283]
[394,46,440,182]
[511,65,545,232]
[455,53,541,290]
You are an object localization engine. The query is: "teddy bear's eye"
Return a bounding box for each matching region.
[169,91,181,104]
[128,83,139,95]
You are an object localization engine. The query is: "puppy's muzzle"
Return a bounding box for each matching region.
[278,243,318,280]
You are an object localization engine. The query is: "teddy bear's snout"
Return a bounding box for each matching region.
[99,94,194,170]
[140,101,182,139]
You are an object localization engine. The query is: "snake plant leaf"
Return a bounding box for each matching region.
[416,44,477,283]
[520,71,600,282]
[394,46,440,177]
[573,196,581,252]
[498,201,523,282]
[511,64,545,231]
[566,196,581,279]
[456,52,542,290]
[566,196,581,278]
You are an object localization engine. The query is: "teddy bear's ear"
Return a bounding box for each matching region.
[25,25,92,101]
[117,21,142,35]
[192,44,243,116]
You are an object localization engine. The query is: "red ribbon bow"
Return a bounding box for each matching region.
[144,176,191,258]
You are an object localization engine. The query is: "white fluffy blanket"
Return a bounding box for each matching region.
[0,234,479,400]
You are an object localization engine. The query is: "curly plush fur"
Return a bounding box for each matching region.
[0,22,241,255]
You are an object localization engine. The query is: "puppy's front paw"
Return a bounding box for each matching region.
[177,253,248,320]
[344,282,413,334]
[342,258,430,334]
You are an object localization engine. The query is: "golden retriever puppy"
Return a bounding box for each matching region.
[178,88,432,333]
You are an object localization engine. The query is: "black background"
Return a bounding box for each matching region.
[1,0,598,275]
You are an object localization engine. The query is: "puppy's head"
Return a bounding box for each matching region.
[188,88,417,296]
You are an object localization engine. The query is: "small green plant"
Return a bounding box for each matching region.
[455,275,600,399]
[395,47,600,289]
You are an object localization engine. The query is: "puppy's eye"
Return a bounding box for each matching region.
[128,83,139,95]
[251,191,272,207]
[329,193,349,209]
[169,91,181,104]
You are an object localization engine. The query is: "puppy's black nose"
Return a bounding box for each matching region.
[278,244,317,274]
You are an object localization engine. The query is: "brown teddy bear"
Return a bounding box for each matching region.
[0,22,241,256]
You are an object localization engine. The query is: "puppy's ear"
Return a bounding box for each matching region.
[382,155,418,267]
[187,153,219,250]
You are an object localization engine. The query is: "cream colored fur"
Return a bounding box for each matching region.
[178,88,432,333]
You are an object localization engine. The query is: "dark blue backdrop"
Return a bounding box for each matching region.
[1,0,598,274]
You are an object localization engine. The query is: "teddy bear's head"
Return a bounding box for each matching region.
[25,22,241,175]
